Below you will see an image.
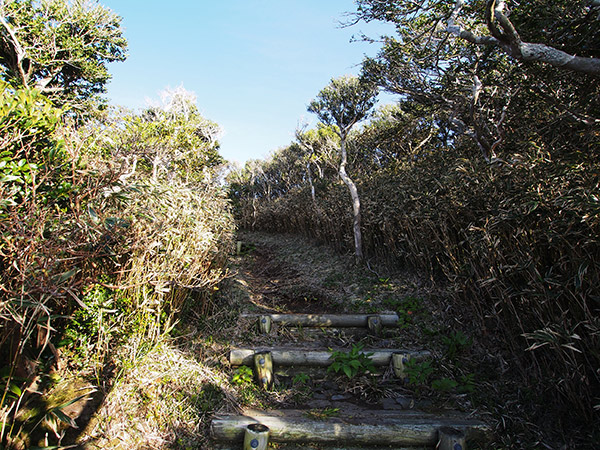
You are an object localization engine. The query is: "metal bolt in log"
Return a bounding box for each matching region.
[367,315,383,336]
[392,352,411,380]
[438,426,466,450]
[243,423,269,450]
[254,351,273,389]
[258,315,272,334]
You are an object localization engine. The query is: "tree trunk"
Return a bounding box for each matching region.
[339,136,363,262]
[306,161,316,203]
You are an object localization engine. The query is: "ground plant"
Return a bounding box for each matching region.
[327,343,376,379]
[0,49,233,450]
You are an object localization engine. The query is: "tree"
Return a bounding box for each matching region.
[0,0,127,110]
[358,1,600,162]
[354,0,600,76]
[295,124,339,203]
[119,86,223,184]
[308,75,378,261]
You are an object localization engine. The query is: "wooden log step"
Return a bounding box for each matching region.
[214,445,430,450]
[242,313,400,327]
[229,347,431,367]
[211,408,490,446]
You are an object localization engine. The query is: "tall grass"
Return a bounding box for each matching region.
[113,180,234,351]
[234,139,600,436]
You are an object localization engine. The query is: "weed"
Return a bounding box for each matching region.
[350,297,378,313]
[237,242,256,256]
[292,373,310,385]
[431,377,459,392]
[458,373,476,393]
[322,271,345,288]
[384,296,422,329]
[231,366,253,386]
[442,330,472,359]
[431,373,476,394]
[328,343,376,379]
[195,383,224,413]
[404,359,434,386]
[376,277,393,290]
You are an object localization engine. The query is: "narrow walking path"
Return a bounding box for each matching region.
[210,232,491,449]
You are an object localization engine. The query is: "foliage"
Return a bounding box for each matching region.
[118,86,223,182]
[308,75,378,139]
[430,377,458,393]
[0,81,66,212]
[354,0,600,76]
[441,331,472,359]
[292,372,310,385]
[383,296,421,329]
[0,81,234,448]
[0,0,127,110]
[231,366,253,386]
[0,2,231,448]
[85,342,231,450]
[404,359,434,387]
[327,343,376,379]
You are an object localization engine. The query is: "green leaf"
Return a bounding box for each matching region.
[9,383,22,397]
[49,407,78,428]
[343,365,353,378]
[54,268,80,284]
[1,175,23,183]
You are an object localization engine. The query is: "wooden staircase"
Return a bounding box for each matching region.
[211,313,490,449]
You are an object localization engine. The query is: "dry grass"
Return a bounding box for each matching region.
[77,338,232,449]
[233,143,600,447]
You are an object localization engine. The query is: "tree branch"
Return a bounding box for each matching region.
[446,0,600,76]
[0,16,29,87]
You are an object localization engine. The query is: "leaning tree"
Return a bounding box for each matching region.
[308,75,378,262]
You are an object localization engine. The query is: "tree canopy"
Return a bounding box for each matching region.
[308,75,378,139]
[0,0,127,109]
[354,0,600,75]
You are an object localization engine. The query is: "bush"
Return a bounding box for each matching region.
[0,84,235,448]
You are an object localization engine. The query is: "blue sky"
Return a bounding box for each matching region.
[101,1,395,164]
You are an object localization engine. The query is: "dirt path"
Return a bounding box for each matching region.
[232,231,430,313]
[214,231,469,407]
[209,232,494,449]
[223,231,448,348]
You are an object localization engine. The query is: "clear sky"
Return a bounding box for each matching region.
[100,1,394,164]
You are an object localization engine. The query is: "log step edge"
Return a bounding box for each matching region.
[242,313,401,327]
[210,410,490,446]
[229,348,431,367]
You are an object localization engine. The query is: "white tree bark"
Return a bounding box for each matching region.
[306,161,316,203]
[447,0,600,76]
[339,135,363,262]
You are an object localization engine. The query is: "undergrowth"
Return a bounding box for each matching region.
[0,82,235,449]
